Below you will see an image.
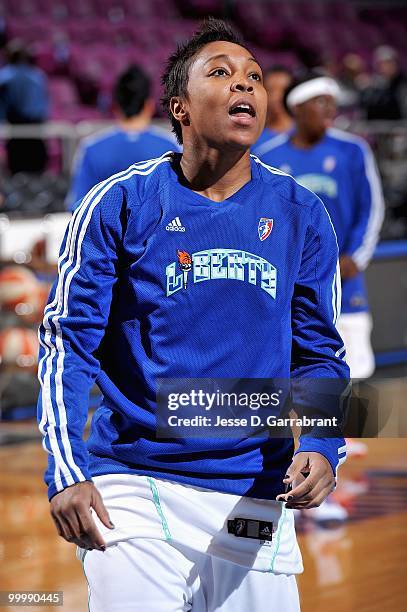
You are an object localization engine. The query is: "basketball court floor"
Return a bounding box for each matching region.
[0,404,406,611]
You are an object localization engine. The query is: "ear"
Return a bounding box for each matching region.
[112,103,123,120]
[170,96,190,127]
[143,98,155,117]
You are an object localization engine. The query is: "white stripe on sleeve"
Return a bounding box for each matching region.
[38,154,171,492]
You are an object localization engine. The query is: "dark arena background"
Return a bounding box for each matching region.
[0,1,406,611]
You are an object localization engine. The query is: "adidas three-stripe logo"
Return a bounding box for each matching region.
[166,217,186,232]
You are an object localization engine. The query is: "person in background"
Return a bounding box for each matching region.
[257,73,385,380]
[0,7,6,49]
[0,40,49,174]
[337,53,369,115]
[362,46,407,120]
[252,65,293,155]
[67,64,180,210]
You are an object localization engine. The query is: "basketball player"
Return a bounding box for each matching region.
[258,74,384,379]
[252,65,294,154]
[37,21,349,611]
[66,64,180,210]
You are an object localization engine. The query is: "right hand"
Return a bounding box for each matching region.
[49,481,114,551]
[339,255,359,280]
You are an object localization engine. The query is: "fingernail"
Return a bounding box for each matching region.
[109,521,115,528]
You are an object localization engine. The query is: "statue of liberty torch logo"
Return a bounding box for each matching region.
[177,250,192,289]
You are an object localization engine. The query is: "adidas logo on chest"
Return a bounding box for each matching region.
[166,217,186,232]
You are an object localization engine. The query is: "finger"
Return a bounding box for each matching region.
[52,515,65,539]
[286,486,334,509]
[287,462,331,500]
[277,486,315,505]
[62,508,82,540]
[287,476,320,500]
[54,514,75,543]
[285,473,335,507]
[71,532,98,550]
[285,490,328,508]
[289,474,333,503]
[283,456,309,484]
[74,510,103,550]
[92,489,114,530]
[298,494,330,510]
[277,457,310,502]
[307,487,335,508]
[276,476,307,503]
[76,507,106,551]
[276,476,307,502]
[285,501,311,509]
[291,470,309,491]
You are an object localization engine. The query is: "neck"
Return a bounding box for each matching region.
[179,141,252,202]
[266,114,293,133]
[117,113,151,132]
[291,125,325,149]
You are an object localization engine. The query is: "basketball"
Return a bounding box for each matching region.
[0,266,50,324]
[0,326,39,370]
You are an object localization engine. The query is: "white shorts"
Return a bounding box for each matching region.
[337,312,375,379]
[77,474,303,611]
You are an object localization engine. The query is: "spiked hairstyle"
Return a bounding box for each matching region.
[161,18,248,144]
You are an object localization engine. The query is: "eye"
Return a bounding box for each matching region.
[249,72,262,81]
[210,68,229,77]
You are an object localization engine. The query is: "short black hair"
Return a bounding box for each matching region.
[161,18,247,144]
[114,64,151,118]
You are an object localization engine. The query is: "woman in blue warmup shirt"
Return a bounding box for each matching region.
[38,21,349,612]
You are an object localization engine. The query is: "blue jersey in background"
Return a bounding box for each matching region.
[67,125,180,210]
[251,127,279,155]
[257,128,385,313]
[0,63,49,122]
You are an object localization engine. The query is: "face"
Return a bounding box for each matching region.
[376,58,398,79]
[171,41,267,149]
[264,71,292,118]
[294,95,337,137]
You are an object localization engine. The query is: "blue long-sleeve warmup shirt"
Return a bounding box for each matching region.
[38,152,349,501]
[256,128,385,313]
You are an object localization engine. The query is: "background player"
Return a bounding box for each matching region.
[0,40,49,174]
[252,65,293,154]
[257,73,384,379]
[38,20,349,611]
[66,63,180,209]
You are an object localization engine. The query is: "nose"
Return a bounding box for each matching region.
[231,78,254,94]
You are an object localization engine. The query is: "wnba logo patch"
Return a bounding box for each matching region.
[258,218,273,241]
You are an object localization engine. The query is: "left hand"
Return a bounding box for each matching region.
[276,452,335,509]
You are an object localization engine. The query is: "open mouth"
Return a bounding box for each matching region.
[228,101,256,118]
